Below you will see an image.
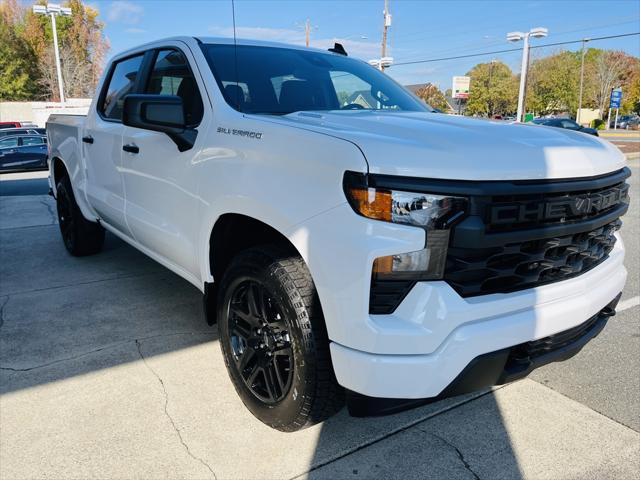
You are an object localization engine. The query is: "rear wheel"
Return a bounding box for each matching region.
[56,175,105,256]
[218,246,344,431]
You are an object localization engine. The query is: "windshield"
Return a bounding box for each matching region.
[200,44,430,115]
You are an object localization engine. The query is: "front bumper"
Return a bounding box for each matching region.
[346,293,621,416]
[327,234,626,400]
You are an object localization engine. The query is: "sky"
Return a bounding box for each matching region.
[88,0,640,89]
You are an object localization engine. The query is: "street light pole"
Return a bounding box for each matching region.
[516,33,530,123]
[577,38,590,125]
[50,12,65,103]
[507,27,548,122]
[33,3,72,104]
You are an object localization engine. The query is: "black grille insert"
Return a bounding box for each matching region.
[445,219,621,297]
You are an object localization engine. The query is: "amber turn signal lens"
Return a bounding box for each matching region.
[372,255,394,275]
[347,187,392,222]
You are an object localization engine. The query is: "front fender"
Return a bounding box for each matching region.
[195,114,369,285]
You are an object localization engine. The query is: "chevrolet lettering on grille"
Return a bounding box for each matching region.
[489,183,630,225]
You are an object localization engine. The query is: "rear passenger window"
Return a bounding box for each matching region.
[100,54,144,121]
[21,136,44,145]
[145,49,204,127]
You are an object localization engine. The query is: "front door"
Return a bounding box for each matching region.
[121,46,208,279]
[85,53,145,236]
[0,136,21,170]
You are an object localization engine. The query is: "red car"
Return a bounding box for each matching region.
[0,122,22,129]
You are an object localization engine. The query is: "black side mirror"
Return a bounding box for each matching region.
[123,94,197,151]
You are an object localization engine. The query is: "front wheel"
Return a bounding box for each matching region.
[217,246,344,431]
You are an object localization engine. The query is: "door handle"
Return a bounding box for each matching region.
[123,144,139,154]
[82,135,94,144]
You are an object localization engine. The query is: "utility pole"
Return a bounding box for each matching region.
[305,18,310,47]
[381,0,390,70]
[577,38,590,125]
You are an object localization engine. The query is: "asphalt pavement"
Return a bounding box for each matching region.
[0,161,638,479]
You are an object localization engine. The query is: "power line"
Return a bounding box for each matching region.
[392,18,638,65]
[531,32,640,50]
[389,32,640,67]
[391,14,637,43]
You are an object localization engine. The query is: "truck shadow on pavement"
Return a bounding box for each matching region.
[307,391,523,480]
[0,187,522,479]
[0,234,522,479]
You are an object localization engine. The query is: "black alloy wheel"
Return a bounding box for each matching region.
[218,246,344,431]
[57,182,76,251]
[227,279,294,403]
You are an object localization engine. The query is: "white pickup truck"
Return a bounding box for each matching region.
[47,37,630,431]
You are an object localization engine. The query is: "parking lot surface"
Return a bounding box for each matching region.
[1,163,639,479]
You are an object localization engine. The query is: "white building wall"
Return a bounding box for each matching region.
[0,99,92,127]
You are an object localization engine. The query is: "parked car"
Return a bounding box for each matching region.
[0,135,48,172]
[0,127,46,138]
[47,37,629,431]
[609,115,639,130]
[0,121,23,129]
[532,117,599,136]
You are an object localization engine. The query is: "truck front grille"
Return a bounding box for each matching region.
[444,169,629,297]
[445,219,621,297]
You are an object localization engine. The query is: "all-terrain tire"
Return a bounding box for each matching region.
[217,245,344,431]
[56,174,105,256]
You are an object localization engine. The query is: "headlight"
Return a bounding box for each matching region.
[344,172,467,281]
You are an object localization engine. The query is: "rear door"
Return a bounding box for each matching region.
[120,45,209,278]
[84,52,146,236]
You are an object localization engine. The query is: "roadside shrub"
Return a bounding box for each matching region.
[591,119,606,130]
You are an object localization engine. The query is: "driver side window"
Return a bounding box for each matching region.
[0,137,19,148]
[561,119,580,130]
[145,49,204,128]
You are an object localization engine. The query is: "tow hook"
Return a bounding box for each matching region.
[600,306,617,318]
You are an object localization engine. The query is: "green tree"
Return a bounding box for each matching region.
[0,0,40,100]
[526,51,580,116]
[465,61,518,117]
[414,84,450,112]
[624,71,640,114]
[0,0,108,101]
[25,0,109,100]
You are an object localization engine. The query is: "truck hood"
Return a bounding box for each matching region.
[274,111,626,181]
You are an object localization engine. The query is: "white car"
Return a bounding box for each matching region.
[47,37,630,431]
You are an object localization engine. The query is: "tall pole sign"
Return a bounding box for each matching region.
[452,76,470,115]
[610,88,623,130]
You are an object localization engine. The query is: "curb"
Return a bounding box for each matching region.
[601,133,640,138]
[625,152,640,161]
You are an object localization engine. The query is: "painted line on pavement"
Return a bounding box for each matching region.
[618,296,640,312]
